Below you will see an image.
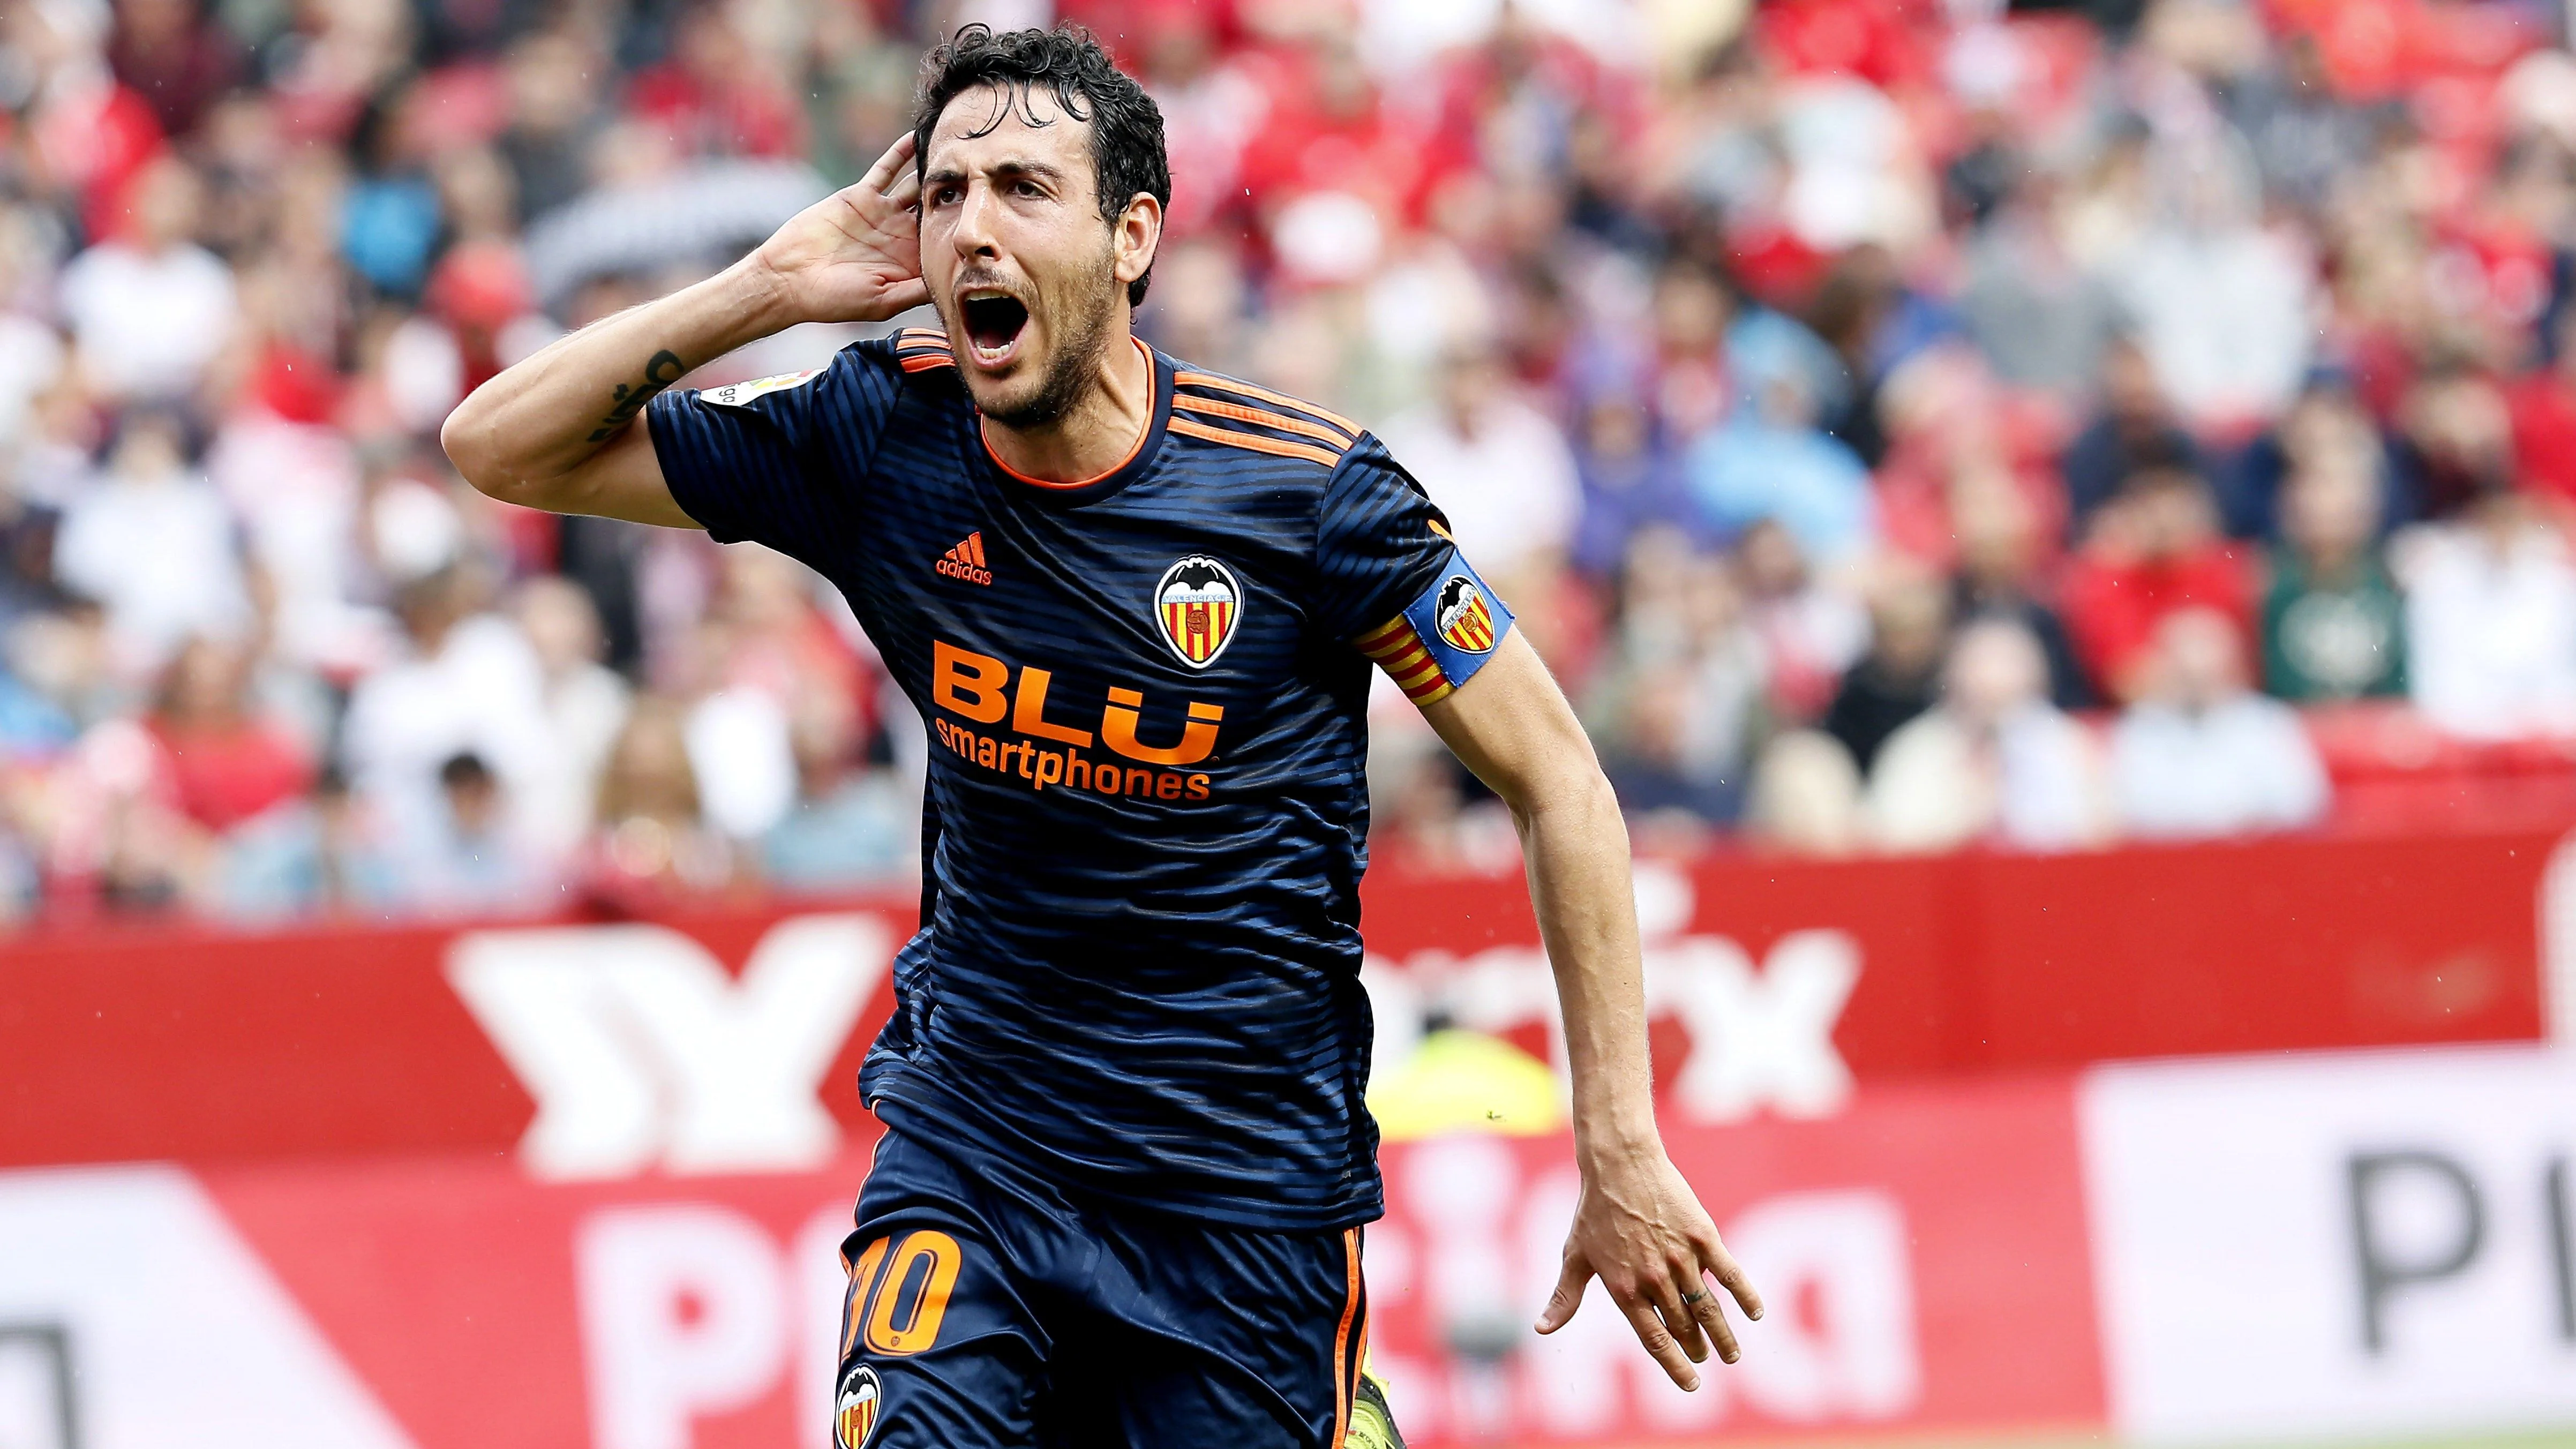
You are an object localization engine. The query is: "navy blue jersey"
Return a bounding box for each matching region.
[648,329,1514,1230]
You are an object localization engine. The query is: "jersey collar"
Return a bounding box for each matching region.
[977,336,1171,507]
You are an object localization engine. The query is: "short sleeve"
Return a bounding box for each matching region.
[1315,437,1516,705]
[645,341,900,547]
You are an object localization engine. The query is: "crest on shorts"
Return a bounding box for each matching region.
[835,1364,882,1449]
[1435,575,1497,654]
[1154,556,1242,669]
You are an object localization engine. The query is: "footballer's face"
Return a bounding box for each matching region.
[919,84,1154,429]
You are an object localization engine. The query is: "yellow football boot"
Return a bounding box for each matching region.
[1346,1371,1405,1449]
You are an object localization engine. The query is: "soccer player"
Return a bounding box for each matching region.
[444,25,1761,1447]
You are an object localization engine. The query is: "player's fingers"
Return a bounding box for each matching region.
[1533,1248,1593,1334]
[839,168,919,235]
[1685,1268,1741,1365]
[858,130,916,194]
[1699,1230,1764,1323]
[877,277,931,317]
[1647,1262,1711,1366]
[1619,1289,1702,1392]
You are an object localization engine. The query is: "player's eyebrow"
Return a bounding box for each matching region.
[988,159,1068,186]
[921,158,1068,191]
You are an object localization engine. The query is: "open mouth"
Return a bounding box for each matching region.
[960,290,1029,365]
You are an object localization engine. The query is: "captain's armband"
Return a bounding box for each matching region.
[1350,553,1514,707]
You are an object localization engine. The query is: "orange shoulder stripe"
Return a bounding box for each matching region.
[900,354,955,372]
[1167,415,1343,469]
[1171,394,1355,452]
[1174,371,1362,437]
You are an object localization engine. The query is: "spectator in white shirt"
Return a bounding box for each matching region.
[1375,337,1580,597]
[2111,607,2330,839]
[55,156,238,402]
[51,408,251,676]
[513,576,632,857]
[384,751,555,916]
[2399,488,2576,738]
[339,565,556,858]
[2109,143,2315,430]
[1869,617,2108,852]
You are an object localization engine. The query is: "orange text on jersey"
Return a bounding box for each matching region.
[933,640,1223,767]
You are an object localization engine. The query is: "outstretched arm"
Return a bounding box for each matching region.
[1418,630,1763,1390]
[440,133,929,525]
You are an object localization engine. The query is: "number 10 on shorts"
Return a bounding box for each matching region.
[841,1230,964,1357]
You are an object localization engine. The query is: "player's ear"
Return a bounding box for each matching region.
[1113,192,1162,289]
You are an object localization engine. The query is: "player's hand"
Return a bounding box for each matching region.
[1536,1141,1762,1391]
[749,132,930,325]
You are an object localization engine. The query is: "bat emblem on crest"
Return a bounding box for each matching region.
[1155,556,1243,669]
[1435,575,1497,653]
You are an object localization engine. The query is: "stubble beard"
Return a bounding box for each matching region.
[977,255,1122,432]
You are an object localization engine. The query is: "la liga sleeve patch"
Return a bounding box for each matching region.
[700,368,825,408]
[1351,550,1514,707]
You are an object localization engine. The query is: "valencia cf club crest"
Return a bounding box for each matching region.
[1154,556,1242,669]
[1435,574,1497,653]
[835,1364,883,1449]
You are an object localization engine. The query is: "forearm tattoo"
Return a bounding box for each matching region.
[590,349,686,441]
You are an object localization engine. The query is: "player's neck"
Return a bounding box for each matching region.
[981,332,1154,485]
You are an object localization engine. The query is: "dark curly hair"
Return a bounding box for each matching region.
[913,24,1171,307]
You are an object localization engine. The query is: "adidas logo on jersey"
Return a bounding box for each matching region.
[936,532,993,585]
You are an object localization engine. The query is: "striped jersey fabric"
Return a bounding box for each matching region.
[647,331,1514,1229]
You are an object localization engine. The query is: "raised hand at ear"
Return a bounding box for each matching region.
[752,132,930,325]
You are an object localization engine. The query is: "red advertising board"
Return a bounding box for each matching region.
[0,1076,2099,1449]
[1355,1077,2100,1440]
[5,829,2569,1447]
[1,828,2560,1170]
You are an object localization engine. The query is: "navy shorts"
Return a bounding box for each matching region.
[831,1123,1372,1449]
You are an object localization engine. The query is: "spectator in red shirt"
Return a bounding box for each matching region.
[625,5,805,160]
[146,636,314,833]
[1641,254,1736,442]
[2394,356,2515,522]
[1130,1,1265,241]
[2061,465,2258,703]
[1238,31,1429,257]
[2508,309,2576,511]
[109,0,245,140]
[1420,3,1620,186]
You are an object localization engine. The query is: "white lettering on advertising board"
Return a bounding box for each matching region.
[2081,1045,2576,1444]
[448,915,891,1180]
[1364,866,1859,1123]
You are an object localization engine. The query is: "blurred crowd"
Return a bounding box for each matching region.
[0,0,2572,923]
